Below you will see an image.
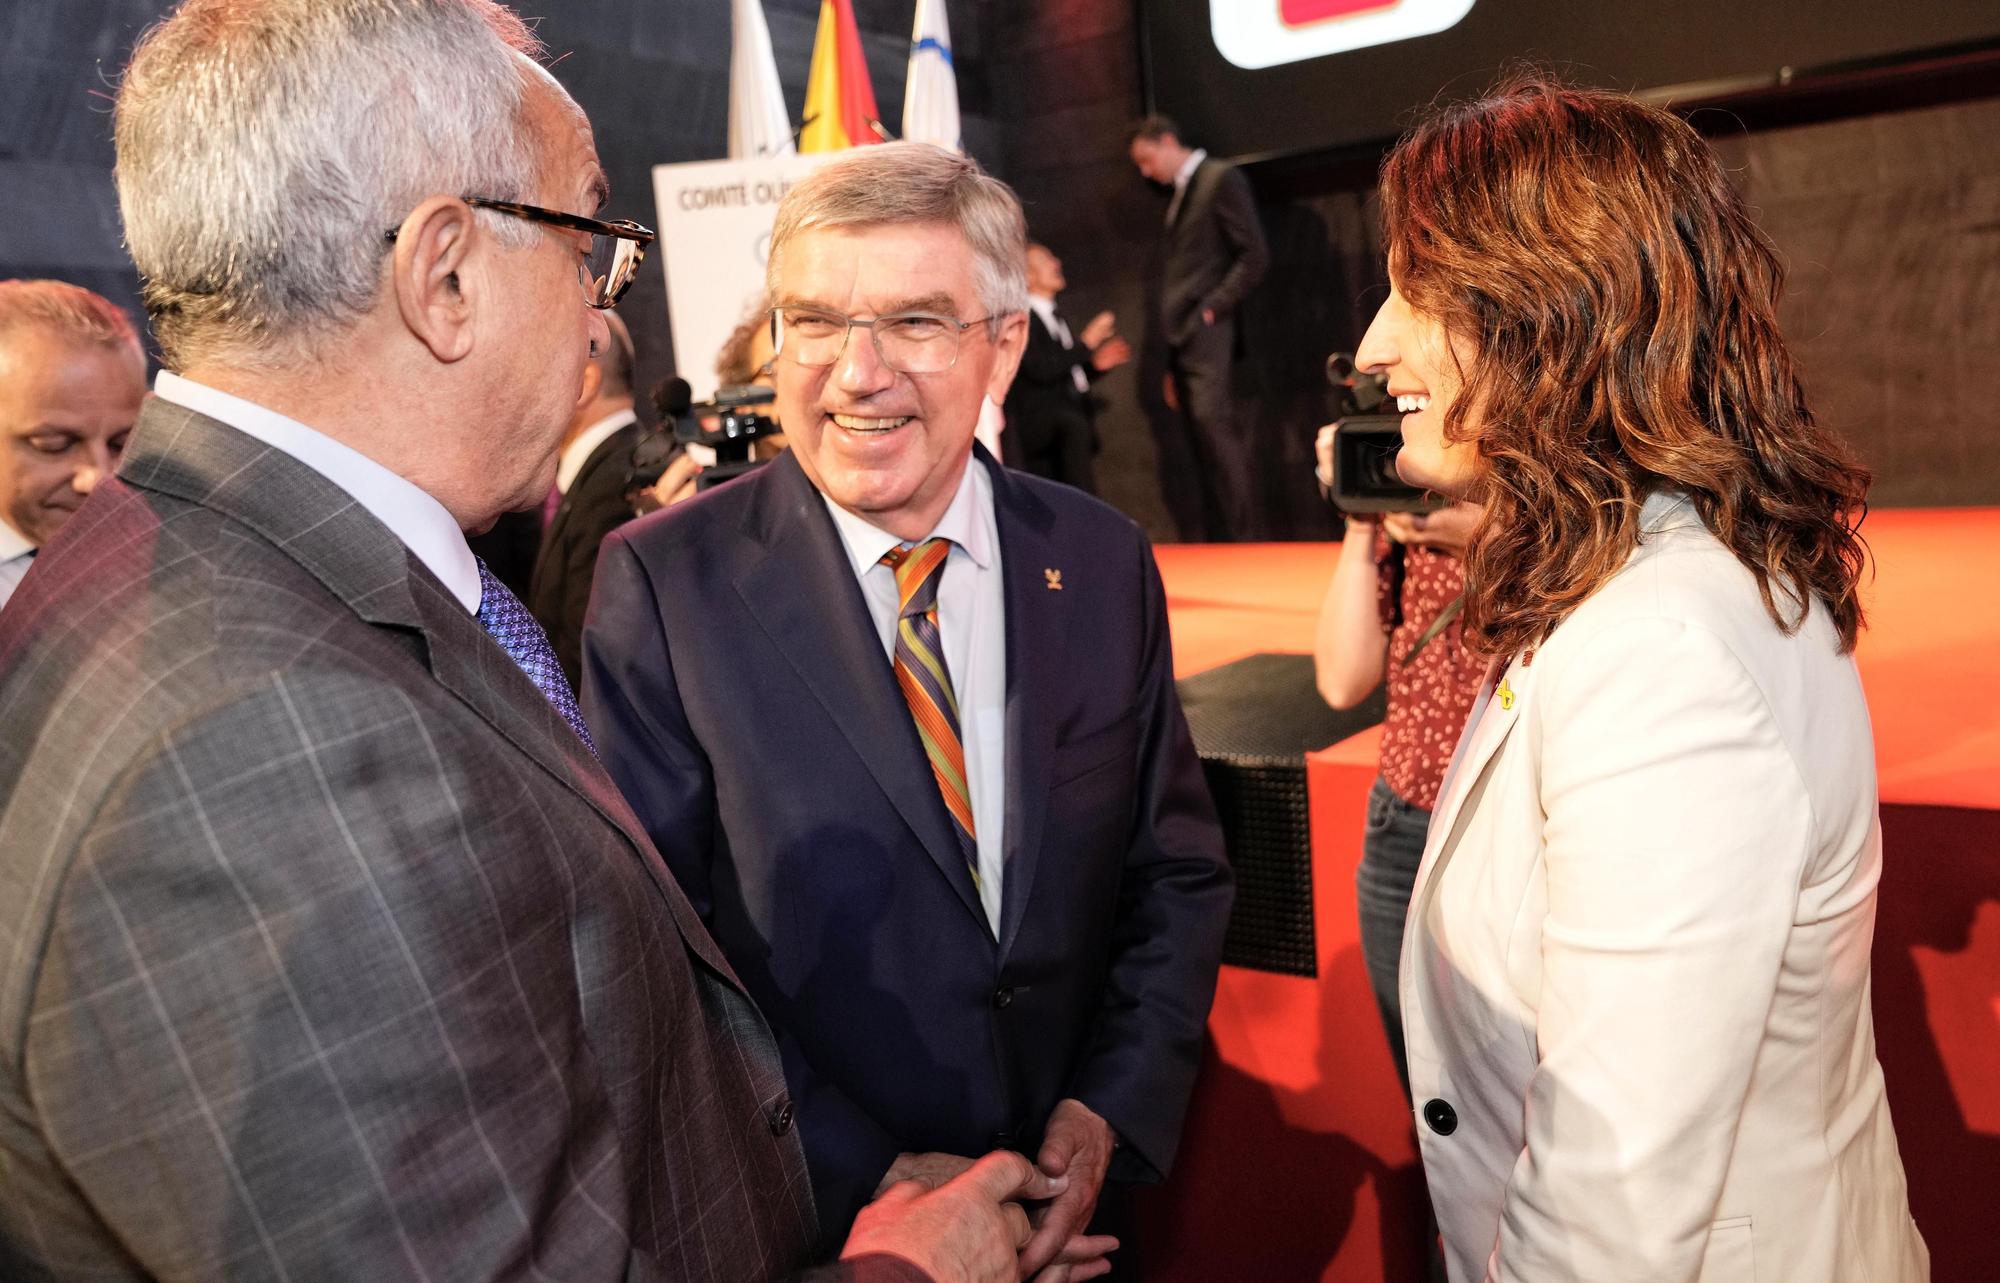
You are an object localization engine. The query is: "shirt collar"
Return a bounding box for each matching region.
[1173,148,1207,193]
[556,405,638,494]
[1026,294,1059,329]
[0,516,32,561]
[820,453,995,578]
[151,371,483,613]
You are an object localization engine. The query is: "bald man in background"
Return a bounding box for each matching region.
[0,280,146,611]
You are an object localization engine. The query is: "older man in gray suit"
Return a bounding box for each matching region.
[0,3,1052,1281]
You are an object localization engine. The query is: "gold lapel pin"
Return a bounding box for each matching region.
[1496,679,1516,711]
[1044,568,1063,591]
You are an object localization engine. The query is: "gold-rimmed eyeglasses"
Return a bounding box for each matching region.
[385,196,655,310]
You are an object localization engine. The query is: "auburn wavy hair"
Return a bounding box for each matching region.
[1380,75,1871,656]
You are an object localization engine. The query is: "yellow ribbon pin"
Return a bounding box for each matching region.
[1496,679,1515,711]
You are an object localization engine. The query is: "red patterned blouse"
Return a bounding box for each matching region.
[1373,529,1488,811]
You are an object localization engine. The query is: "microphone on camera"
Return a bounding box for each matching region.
[655,376,693,422]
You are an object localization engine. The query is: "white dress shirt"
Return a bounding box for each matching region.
[1165,147,1207,227]
[1028,294,1090,395]
[0,517,34,614]
[555,406,638,495]
[152,372,482,613]
[821,458,1008,932]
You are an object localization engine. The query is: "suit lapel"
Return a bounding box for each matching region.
[987,454,1066,959]
[529,497,567,590]
[402,567,741,978]
[1411,653,1535,899]
[123,400,747,990]
[732,454,991,933]
[529,424,630,589]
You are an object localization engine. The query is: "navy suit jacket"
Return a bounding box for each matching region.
[580,446,1232,1241]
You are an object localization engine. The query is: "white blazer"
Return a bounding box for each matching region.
[1401,491,1928,1282]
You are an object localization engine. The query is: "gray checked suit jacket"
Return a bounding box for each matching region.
[0,401,920,1283]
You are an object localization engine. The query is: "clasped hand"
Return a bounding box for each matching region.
[861,1098,1119,1282]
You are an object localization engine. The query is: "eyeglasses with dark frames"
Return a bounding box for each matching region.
[384,196,655,310]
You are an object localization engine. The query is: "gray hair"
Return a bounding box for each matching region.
[115,0,547,370]
[767,143,1028,323]
[0,279,145,367]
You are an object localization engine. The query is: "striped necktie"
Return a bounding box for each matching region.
[880,539,978,886]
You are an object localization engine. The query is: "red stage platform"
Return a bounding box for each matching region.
[1143,509,2000,1281]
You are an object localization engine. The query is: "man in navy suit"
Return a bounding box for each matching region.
[582,144,1233,1280]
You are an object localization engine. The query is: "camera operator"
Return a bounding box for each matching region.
[1311,417,1486,1092]
[715,301,788,461]
[637,303,789,514]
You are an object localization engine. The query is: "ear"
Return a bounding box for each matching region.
[984,311,1030,402]
[575,360,603,409]
[391,195,480,364]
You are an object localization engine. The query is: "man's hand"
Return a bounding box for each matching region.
[1078,310,1118,351]
[1089,337,1131,373]
[842,1151,1063,1283]
[1017,1099,1118,1279]
[875,1151,978,1196]
[1382,500,1483,559]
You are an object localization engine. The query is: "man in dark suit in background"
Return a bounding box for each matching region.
[1129,116,1269,542]
[0,3,1051,1280]
[1000,243,1129,495]
[583,144,1234,1279]
[530,307,643,688]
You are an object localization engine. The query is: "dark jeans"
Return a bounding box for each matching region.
[1359,775,1450,1281]
[1357,774,1431,1094]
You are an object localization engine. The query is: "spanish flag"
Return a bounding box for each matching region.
[798,0,882,152]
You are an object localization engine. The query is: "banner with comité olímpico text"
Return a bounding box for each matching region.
[651,152,836,402]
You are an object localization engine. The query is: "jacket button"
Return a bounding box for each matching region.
[992,1130,1012,1148]
[991,986,1014,1009]
[1422,1099,1458,1136]
[768,1099,794,1137]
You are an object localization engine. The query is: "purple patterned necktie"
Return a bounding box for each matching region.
[474,557,596,755]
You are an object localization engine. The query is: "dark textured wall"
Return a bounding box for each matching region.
[4,0,1994,531]
[987,0,1176,535]
[1246,99,2000,517]
[1711,101,2000,508]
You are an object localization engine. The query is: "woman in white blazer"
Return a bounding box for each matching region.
[1353,77,1929,1281]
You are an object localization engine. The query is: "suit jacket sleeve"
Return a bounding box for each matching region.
[24,669,645,1282]
[1493,618,1808,1281]
[1065,533,1234,1183]
[577,530,721,918]
[1201,166,1270,321]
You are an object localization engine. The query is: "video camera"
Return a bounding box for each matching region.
[636,376,782,496]
[1322,351,1442,515]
